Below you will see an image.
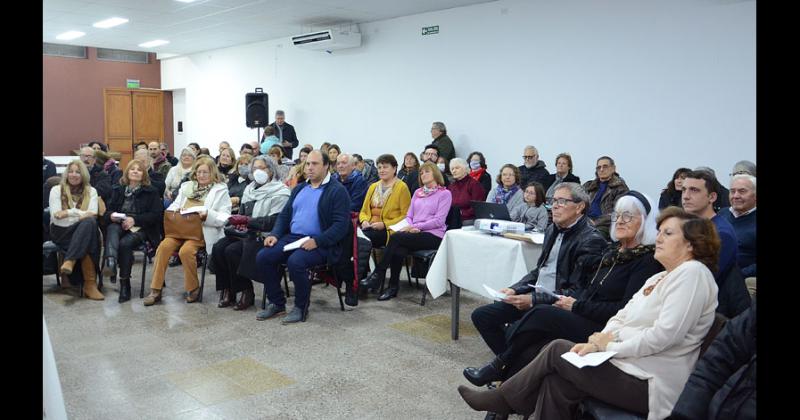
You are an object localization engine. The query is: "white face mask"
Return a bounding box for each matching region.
[437,163,446,172]
[252,169,269,185]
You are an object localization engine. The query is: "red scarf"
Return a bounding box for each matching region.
[469,167,486,182]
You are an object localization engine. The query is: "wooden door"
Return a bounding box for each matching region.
[104,89,164,169]
[132,90,164,156]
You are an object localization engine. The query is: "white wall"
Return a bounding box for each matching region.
[161,0,756,200]
[171,88,186,153]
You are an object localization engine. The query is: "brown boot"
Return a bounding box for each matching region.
[81,256,105,300]
[143,289,162,306]
[60,259,75,276]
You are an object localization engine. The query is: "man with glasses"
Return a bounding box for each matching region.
[422,144,448,186]
[78,146,112,203]
[466,182,606,386]
[582,156,628,239]
[518,146,550,187]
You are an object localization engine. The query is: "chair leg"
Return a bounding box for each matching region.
[198,252,207,303]
[333,269,344,311]
[140,249,148,299]
[282,266,290,298]
[262,282,268,310]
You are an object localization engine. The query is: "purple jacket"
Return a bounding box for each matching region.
[406,187,452,238]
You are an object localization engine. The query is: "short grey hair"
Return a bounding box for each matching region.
[731,174,756,195]
[250,155,279,182]
[524,145,538,154]
[694,166,716,177]
[275,110,285,117]
[432,121,447,133]
[449,157,468,171]
[337,153,357,166]
[731,160,756,177]
[554,182,590,209]
[610,194,658,245]
[179,147,196,159]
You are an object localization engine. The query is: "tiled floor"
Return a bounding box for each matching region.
[43,259,515,419]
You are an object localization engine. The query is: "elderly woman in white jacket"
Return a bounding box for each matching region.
[144,156,232,306]
[457,206,720,420]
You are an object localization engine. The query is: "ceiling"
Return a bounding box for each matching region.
[43,0,496,58]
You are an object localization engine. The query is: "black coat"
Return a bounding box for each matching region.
[89,164,112,203]
[518,161,550,187]
[398,168,419,195]
[670,300,756,420]
[542,173,581,192]
[475,171,492,194]
[43,158,56,183]
[268,121,299,159]
[148,169,166,198]
[510,215,607,299]
[659,189,682,210]
[227,173,249,212]
[103,184,163,244]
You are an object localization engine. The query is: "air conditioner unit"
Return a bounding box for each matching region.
[291,29,361,51]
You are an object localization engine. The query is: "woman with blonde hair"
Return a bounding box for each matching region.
[48,160,103,300]
[144,156,232,306]
[164,147,196,202]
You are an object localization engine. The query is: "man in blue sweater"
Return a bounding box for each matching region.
[332,153,368,212]
[720,174,756,287]
[254,150,351,324]
[682,170,749,318]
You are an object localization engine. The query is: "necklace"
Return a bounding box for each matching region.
[589,253,618,287]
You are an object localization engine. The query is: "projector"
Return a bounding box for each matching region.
[474,219,525,235]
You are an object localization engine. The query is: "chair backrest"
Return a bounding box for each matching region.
[445,205,462,230]
[699,312,728,357]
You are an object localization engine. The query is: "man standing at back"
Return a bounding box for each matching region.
[518,146,549,187]
[430,121,455,161]
[254,150,351,324]
[269,110,299,160]
[682,170,749,317]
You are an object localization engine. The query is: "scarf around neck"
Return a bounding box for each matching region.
[182,180,213,201]
[417,184,446,198]
[494,184,520,204]
[469,167,486,182]
[242,180,291,218]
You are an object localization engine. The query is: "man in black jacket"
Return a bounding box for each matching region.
[268,110,299,160]
[670,299,756,420]
[518,145,549,187]
[79,146,112,203]
[465,182,606,385]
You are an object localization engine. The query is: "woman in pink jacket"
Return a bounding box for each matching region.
[364,162,452,301]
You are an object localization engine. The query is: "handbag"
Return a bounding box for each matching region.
[163,210,204,241]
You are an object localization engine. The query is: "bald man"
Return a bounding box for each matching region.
[148,141,172,178]
[78,146,112,202]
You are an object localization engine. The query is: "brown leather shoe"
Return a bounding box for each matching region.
[185,288,201,303]
[143,289,162,306]
[60,259,75,276]
[218,289,234,308]
[233,288,255,311]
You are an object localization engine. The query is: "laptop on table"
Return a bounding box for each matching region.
[470,201,512,221]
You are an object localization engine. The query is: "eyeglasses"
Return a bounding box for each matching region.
[522,155,536,159]
[611,211,636,223]
[546,197,579,207]
[596,164,612,171]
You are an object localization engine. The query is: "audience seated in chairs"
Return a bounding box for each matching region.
[332,153,369,212]
[467,151,492,194]
[217,147,236,180]
[254,150,351,324]
[227,154,253,214]
[267,145,291,181]
[398,152,420,194]
[133,149,167,198]
[518,145,550,188]
[486,164,526,220]
[583,155,629,239]
[143,156,232,306]
[357,153,411,250]
[510,182,549,232]
[285,146,311,189]
[48,159,104,300]
[102,159,163,302]
[78,146,112,204]
[447,157,486,224]
[458,207,721,420]
[364,162,452,301]
[327,144,341,169]
[148,141,172,178]
[212,156,290,311]
[670,298,756,420]
[659,167,691,210]
[465,182,606,388]
[543,153,581,201]
[719,174,757,279]
[353,153,379,185]
[164,147,196,204]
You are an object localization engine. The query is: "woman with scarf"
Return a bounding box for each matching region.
[543,153,581,201]
[164,147,197,204]
[144,156,232,306]
[364,162,452,301]
[212,156,291,310]
[102,159,163,302]
[463,191,663,393]
[217,147,236,178]
[227,154,253,213]
[467,151,492,193]
[486,164,525,217]
[48,160,103,300]
[358,153,412,248]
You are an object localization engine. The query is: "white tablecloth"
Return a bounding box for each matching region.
[427,228,543,299]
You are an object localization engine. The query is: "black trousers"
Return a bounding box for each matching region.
[471,301,526,356]
[212,236,252,293]
[104,223,145,279]
[374,231,441,287]
[363,228,387,248]
[50,218,99,263]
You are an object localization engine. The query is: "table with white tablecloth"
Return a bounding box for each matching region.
[426,228,542,340]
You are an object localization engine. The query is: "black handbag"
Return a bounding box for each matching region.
[224,225,250,239]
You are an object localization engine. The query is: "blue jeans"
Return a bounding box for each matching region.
[255,233,327,311]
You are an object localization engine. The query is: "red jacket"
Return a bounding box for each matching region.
[447,175,487,221]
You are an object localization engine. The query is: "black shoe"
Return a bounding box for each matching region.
[102,257,117,279]
[364,270,385,292]
[377,287,398,301]
[281,306,308,324]
[118,278,131,303]
[463,358,505,387]
[345,285,358,307]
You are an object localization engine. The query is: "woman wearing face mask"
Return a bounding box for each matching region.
[227,155,253,213]
[212,156,291,310]
[436,156,453,184]
[467,151,492,193]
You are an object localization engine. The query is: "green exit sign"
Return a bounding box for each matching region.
[422,26,439,35]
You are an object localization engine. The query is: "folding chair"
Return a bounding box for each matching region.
[100,241,155,298]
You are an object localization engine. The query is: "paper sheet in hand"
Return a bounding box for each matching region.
[482,284,508,301]
[283,236,311,251]
[561,351,617,368]
[180,206,206,215]
[527,284,563,299]
[529,232,545,244]
[388,219,410,232]
[111,212,126,220]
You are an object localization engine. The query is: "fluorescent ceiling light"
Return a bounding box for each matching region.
[139,40,170,48]
[56,31,85,40]
[175,0,198,3]
[93,17,129,29]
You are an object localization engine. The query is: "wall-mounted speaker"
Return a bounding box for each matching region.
[245,88,269,128]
